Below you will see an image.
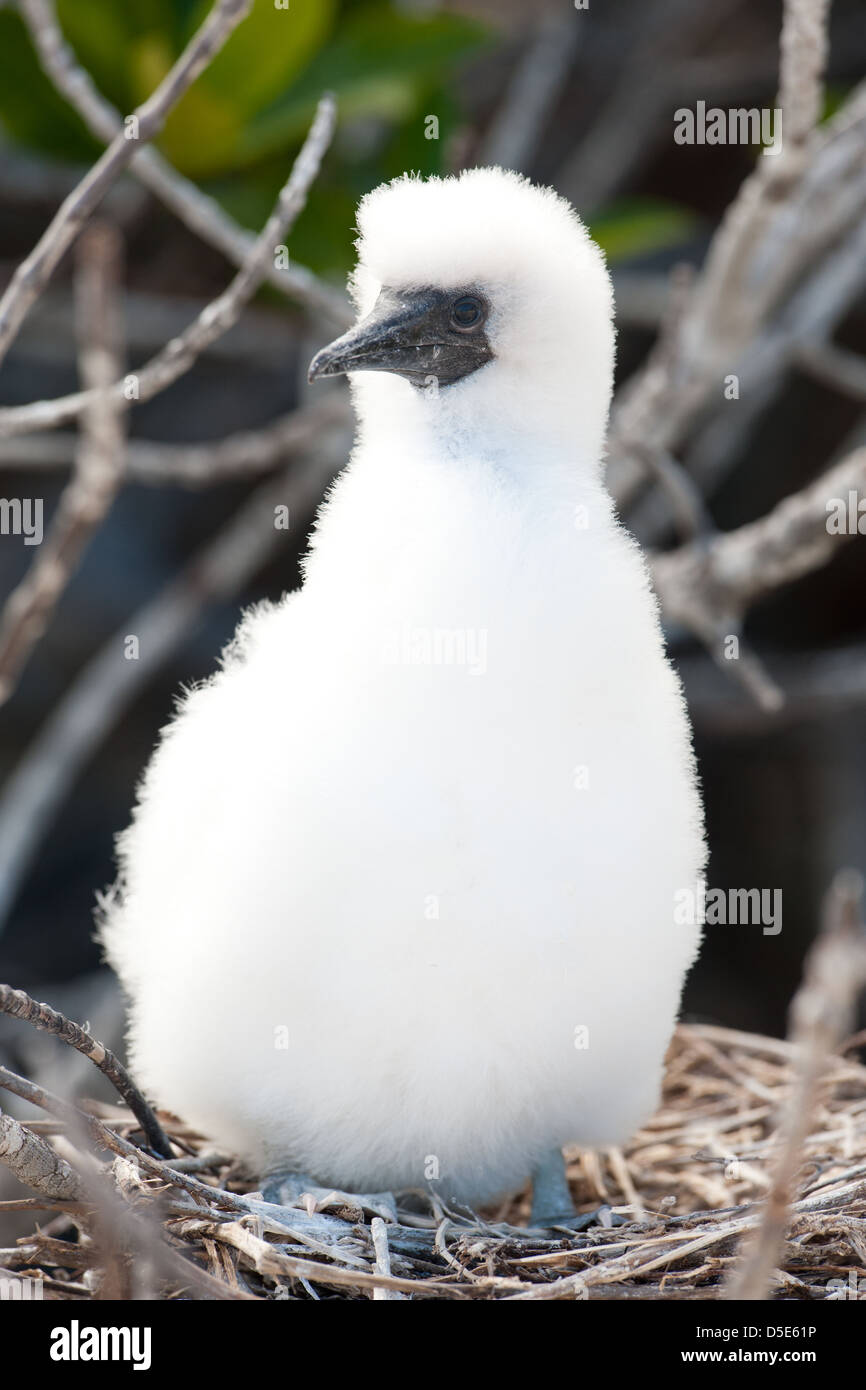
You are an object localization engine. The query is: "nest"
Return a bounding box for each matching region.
[3,1021,865,1301]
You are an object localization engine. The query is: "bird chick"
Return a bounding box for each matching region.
[101,168,705,1227]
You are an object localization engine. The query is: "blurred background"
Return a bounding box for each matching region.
[0,0,865,1152]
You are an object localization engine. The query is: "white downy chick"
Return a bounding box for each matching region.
[101,168,705,1218]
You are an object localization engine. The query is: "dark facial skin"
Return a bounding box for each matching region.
[308,286,493,389]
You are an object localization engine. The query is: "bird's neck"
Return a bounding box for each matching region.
[303,375,619,612]
[349,369,609,488]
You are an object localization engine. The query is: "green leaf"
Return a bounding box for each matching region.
[180,0,337,114]
[157,0,337,177]
[0,12,99,160]
[55,0,177,112]
[820,83,851,124]
[240,3,488,166]
[589,198,698,263]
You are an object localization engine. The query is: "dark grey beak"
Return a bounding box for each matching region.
[308,287,492,389]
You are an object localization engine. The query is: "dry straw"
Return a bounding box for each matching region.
[1,876,863,1301]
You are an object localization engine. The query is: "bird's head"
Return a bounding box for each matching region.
[309,168,615,465]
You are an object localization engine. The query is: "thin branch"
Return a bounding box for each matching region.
[629,212,866,545]
[0,395,349,486]
[688,0,830,340]
[794,340,866,403]
[629,444,712,543]
[0,1196,85,1212]
[14,283,308,368]
[607,0,849,515]
[727,871,866,1300]
[776,0,831,167]
[0,0,253,368]
[0,1063,226,1202]
[677,640,866,736]
[653,445,866,614]
[0,147,146,222]
[370,1216,402,1300]
[19,0,348,327]
[0,221,125,706]
[651,447,866,709]
[0,1074,254,1298]
[2,1014,864,1297]
[0,93,337,438]
[0,1063,398,1260]
[478,12,581,172]
[0,983,172,1158]
[556,0,742,213]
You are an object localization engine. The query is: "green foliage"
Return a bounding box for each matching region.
[820,83,851,124]
[589,198,698,264]
[0,0,488,274]
[241,5,487,164]
[0,2,701,276]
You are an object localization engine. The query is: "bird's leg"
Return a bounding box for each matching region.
[529,1148,621,1231]
[529,1147,577,1227]
[261,1169,398,1224]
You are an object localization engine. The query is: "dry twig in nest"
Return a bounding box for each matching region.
[1,961,864,1299]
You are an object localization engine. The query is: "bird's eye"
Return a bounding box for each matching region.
[450,295,485,331]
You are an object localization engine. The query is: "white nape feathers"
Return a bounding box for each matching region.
[101,168,705,1221]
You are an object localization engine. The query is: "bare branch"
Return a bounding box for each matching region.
[0,147,146,222]
[13,283,311,369]
[556,0,742,213]
[2,1013,865,1297]
[794,340,866,403]
[0,1196,84,1212]
[607,0,850,515]
[651,447,866,708]
[677,641,866,736]
[0,0,253,368]
[0,983,172,1157]
[19,0,348,327]
[479,12,580,172]
[370,1217,402,1300]
[0,222,125,706]
[0,395,349,486]
[630,212,866,545]
[0,1073,254,1298]
[0,1106,83,1200]
[628,447,712,544]
[688,0,831,340]
[727,871,866,1300]
[653,446,866,613]
[0,93,337,439]
[0,1063,388,1260]
[776,0,831,166]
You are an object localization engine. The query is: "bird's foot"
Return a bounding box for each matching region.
[529,1147,627,1232]
[261,1170,398,1224]
[530,1202,624,1233]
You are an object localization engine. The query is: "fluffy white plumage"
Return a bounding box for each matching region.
[101,168,705,1205]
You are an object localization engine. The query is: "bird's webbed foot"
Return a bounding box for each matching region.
[533,1203,624,1233]
[261,1169,398,1224]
